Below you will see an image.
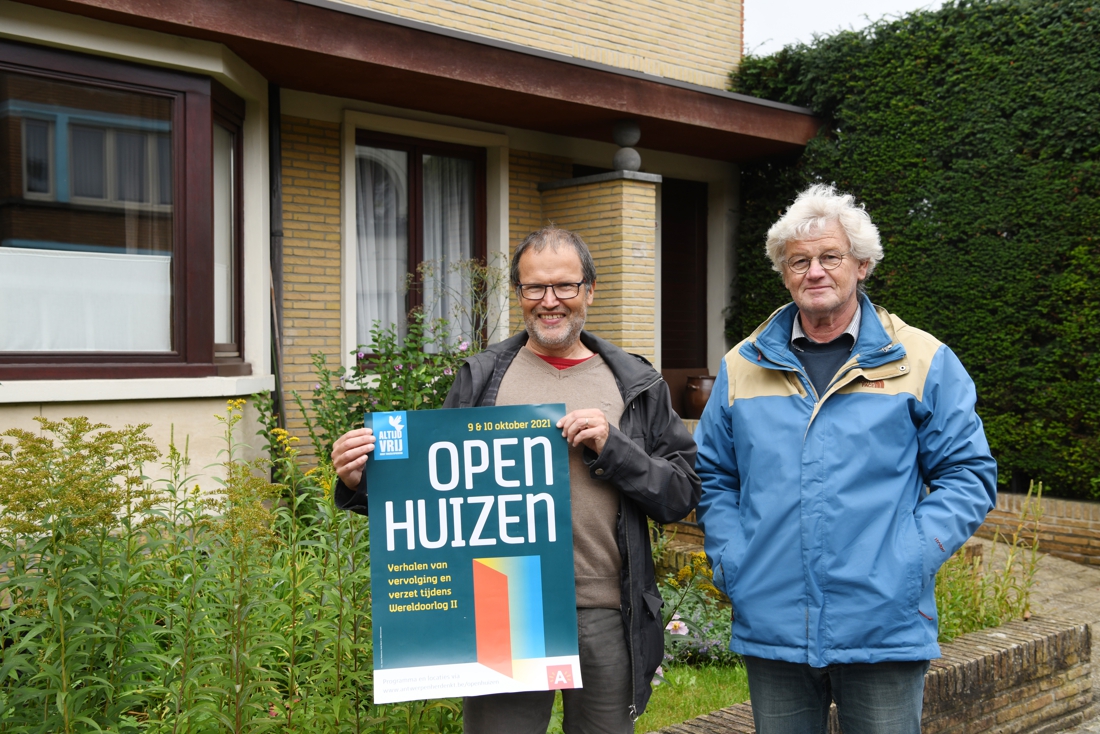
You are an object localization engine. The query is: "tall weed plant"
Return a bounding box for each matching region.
[0,402,434,733]
[935,481,1044,642]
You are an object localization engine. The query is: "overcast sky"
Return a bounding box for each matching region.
[742,0,946,57]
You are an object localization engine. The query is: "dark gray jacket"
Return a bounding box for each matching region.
[335,330,700,718]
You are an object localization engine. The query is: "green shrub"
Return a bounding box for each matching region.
[0,416,159,732]
[280,256,508,467]
[657,551,739,667]
[730,0,1100,499]
[288,311,469,466]
[0,404,419,733]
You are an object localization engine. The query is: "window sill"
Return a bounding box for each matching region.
[0,374,275,404]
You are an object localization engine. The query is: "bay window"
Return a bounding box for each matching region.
[0,39,246,379]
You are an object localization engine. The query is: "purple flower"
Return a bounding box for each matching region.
[443,367,453,376]
[394,363,403,371]
[357,351,366,360]
[458,341,469,352]
[313,383,320,390]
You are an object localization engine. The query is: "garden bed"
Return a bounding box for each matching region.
[648,616,1093,734]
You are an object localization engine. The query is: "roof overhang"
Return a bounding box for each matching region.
[13,0,821,162]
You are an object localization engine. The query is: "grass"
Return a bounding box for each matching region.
[635,663,750,732]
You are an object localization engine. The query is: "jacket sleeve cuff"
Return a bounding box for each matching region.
[334,473,369,516]
[582,426,637,479]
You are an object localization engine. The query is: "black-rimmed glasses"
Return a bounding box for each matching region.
[516,282,586,300]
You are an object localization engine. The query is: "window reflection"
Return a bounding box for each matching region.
[0,71,174,352]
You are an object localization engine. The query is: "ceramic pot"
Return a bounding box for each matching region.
[682,375,715,419]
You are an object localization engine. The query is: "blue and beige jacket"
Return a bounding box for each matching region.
[696,295,997,667]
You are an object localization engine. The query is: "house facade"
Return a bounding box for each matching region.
[0,0,817,468]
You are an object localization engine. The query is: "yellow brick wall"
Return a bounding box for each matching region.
[540,179,657,360]
[280,115,342,458]
[276,139,658,453]
[507,149,573,336]
[336,0,742,89]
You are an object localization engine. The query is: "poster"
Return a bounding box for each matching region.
[367,403,581,704]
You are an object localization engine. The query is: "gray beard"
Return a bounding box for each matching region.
[524,312,585,352]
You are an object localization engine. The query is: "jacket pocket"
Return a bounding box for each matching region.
[903,513,923,612]
[716,521,746,602]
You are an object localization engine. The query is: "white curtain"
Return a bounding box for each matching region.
[355,146,409,348]
[421,154,474,339]
[0,247,171,351]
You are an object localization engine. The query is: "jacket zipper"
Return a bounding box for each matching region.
[623,491,639,722]
[622,396,641,721]
[752,344,818,401]
[624,375,663,406]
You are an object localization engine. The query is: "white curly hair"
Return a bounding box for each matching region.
[765,184,884,278]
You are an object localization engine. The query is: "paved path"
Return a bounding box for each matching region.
[973,538,1100,732]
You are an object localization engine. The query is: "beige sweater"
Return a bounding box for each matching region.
[495,347,626,609]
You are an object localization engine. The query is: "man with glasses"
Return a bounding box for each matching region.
[332,226,700,732]
[695,184,997,734]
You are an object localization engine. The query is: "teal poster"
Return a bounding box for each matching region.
[367,404,581,704]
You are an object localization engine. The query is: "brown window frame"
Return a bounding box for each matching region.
[353,129,487,335]
[0,39,246,380]
[212,82,248,376]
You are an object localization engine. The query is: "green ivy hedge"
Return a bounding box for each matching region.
[728,0,1100,499]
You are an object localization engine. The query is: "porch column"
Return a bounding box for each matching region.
[538,172,662,363]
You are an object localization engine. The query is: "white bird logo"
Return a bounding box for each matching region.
[388,415,404,434]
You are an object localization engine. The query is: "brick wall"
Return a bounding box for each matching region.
[279,115,342,457]
[978,493,1100,568]
[920,618,1093,734]
[540,178,657,361]
[507,149,572,336]
[334,0,742,89]
[652,617,1094,734]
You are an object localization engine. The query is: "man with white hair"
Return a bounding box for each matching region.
[695,184,997,734]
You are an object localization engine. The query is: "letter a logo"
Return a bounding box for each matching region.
[546,664,574,690]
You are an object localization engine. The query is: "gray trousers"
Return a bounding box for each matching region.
[463,607,634,734]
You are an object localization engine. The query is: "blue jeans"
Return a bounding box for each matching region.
[462,608,633,734]
[743,656,930,734]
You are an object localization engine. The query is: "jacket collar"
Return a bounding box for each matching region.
[741,294,906,370]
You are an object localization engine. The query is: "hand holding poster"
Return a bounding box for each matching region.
[367,404,580,704]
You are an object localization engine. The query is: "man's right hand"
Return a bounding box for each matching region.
[332,427,375,489]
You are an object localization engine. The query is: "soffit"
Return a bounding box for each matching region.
[14,0,821,162]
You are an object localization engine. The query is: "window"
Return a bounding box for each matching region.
[353,131,485,349]
[212,93,245,371]
[0,39,246,378]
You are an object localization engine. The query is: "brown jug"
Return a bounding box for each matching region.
[682,375,714,419]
